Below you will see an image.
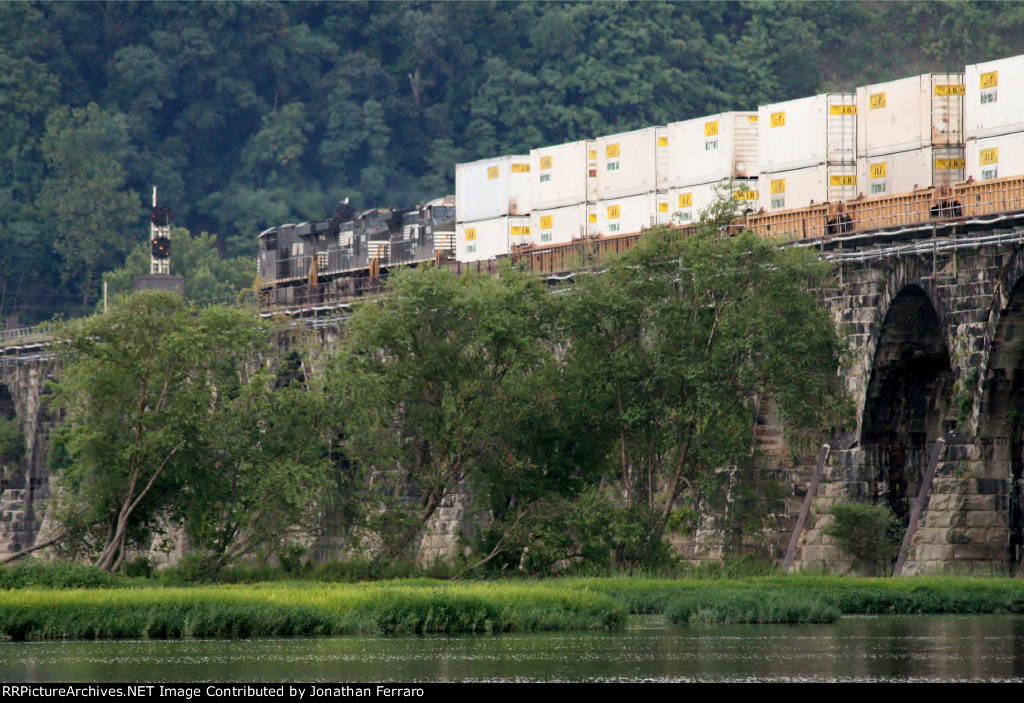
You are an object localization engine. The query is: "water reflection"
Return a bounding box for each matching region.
[3,616,1024,682]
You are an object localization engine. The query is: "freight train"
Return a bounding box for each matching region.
[258,53,1024,312]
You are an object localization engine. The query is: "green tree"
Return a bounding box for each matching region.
[34,103,139,307]
[560,223,849,563]
[176,334,334,578]
[327,264,555,568]
[47,292,273,572]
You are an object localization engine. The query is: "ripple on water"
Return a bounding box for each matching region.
[4,616,1024,683]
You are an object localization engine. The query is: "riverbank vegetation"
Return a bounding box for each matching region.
[5,566,1024,639]
[0,580,625,640]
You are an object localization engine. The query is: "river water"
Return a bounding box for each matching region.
[3,616,1024,682]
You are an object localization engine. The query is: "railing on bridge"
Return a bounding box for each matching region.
[0,324,50,348]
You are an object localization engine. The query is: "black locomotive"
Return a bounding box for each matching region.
[258,196,455,307]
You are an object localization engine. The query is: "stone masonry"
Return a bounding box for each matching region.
[795,235,1024,573]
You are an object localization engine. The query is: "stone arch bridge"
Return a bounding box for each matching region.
[790,214,1024,573]
[6,216,1024,572]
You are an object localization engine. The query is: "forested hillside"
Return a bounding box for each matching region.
[2,1,1023,322]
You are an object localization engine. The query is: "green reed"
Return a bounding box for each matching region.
[0,581,624,640]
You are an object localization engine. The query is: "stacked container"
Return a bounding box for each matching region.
[965,55,1024,181]
[856,73,965,197]
[530,140,598,245]
[758,94,858,211]
[454,155,532,262]
[665,112,759,223]
[590,127,670,236]
[456,217,531,261]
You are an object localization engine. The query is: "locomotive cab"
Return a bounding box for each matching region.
[423,196,456,259]
[358,208,402,263]
[257,226,280,284]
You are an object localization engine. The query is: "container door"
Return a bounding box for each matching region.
[586,204,598,237]
[655,127,669,191]
[930,73,964,147]
[826,94,857,164]
[931,147,965,188]
[826,164,859,203]
[733,113,759,178]
[656,193,670,226]
[586,141,599,203]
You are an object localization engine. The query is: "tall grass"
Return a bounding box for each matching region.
[6,566,1024,636]
[0,581,625,640]
[567,575,1024,619]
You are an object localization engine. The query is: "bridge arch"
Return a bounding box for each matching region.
[860,283,957,526]
[977,264,1024,569]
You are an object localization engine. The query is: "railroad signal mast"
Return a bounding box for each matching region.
[150,187,172,274]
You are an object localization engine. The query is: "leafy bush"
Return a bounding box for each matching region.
[0,561,130,590]
[666,588,840,624]
[120,557,155,579]
[825,503,903,575]
[0,416,24,465]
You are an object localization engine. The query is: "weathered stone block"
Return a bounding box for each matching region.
[921,511,962,528]
[966,511,1008,528]
[912,544,953,562]
[950,542,1007,561]
[963,495,998,511]
[948,529,973,544]
[933,477,971,494]
[976,478,1007,495]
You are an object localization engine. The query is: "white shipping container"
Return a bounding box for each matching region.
[856,73,964,157]
[759,164,859,212]
[966,54,1024,139]
[593,192,671,238]
[532,204,594,246]
[596,126,668,198]
[858,147,966,198]
[759,93,856,171]
[966,133,1024,182]
[456,216,531,263]
[666,112,759,187]
[531,140,597,210]
[455,155,532,223]
[668,179,759,225]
